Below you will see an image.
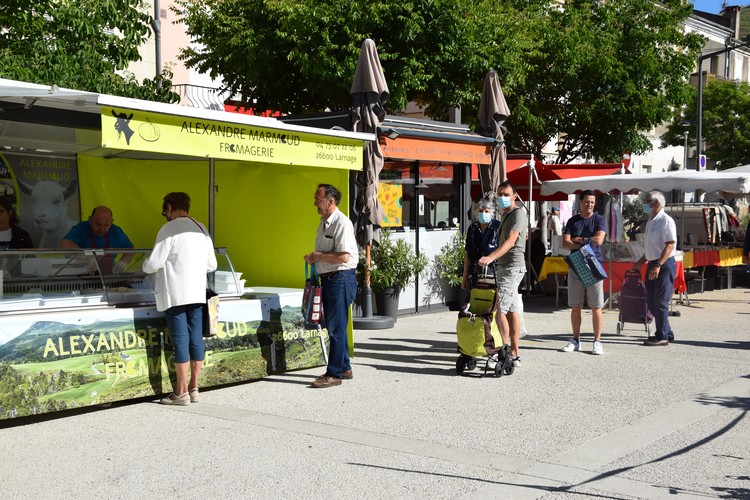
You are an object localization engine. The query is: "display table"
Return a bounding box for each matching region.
[682,248,744,289]
[539,256,687,302]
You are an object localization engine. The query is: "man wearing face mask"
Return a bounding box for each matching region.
[476,181,527,367]
[632,191,676,346]
[560,190,607,355]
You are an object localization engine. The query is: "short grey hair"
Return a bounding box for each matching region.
[476,198,497,213]
[648,191,666,209]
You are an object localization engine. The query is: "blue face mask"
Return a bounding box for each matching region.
[477,212,493,224]
[643,203,651,213]
[498,196,512,209]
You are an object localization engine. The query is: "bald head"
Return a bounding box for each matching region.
[89,206,114,237]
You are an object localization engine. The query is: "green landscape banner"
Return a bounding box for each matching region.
[0,295,327,419]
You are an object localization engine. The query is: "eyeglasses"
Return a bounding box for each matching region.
[161,210,167,217]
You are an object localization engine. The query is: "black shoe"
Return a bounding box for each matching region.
[643,337,669,346]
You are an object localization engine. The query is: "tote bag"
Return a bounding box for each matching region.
[564,243,608,288]
[203,288,220,337]
[302,263,323,325]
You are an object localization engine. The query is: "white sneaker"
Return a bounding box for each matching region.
[561,338,581,352]
[511,356,521,367]
[592,341,604,355]
[487,354,498,370]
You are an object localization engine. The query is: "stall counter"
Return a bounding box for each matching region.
[539,256,687,295]
[0,251,328,421]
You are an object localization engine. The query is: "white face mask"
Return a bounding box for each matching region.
[477,212,493,224]
[498,196,512,209]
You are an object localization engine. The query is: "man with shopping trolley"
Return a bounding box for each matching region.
[462,182,527,367]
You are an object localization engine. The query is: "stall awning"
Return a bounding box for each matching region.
[505,159,628,201]
[0,78,375,169]
[378,122,494,165]
[541,170,750,198]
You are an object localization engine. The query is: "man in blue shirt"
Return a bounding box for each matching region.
[560,190,607,355]
[61,206,134,273]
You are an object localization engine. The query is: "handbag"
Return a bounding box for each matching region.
[203,288,220,337]
[302,263,323,325]
[564,243,608,288]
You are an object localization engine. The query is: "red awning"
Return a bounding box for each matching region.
[472,156,629,201]
[508,161,629,201]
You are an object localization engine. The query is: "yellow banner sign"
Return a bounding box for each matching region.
[101,107,363,170]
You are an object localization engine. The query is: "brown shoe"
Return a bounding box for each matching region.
[311,375,342,388]
[342,370,353,380]
[643,337,669,346]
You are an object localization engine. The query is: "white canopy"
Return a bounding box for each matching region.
[541,170,750,198]
[721,164,750,173]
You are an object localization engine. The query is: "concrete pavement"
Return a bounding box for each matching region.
[1,287,749,499]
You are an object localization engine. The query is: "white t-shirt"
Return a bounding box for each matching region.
[644,210,676,261]
[0,228,12,243]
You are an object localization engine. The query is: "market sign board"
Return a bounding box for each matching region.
[0,295,328,420]
[101,107,364,170]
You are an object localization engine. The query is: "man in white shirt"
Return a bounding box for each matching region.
[632,191,676,346]
[548,207,562,238]
[304,184,358,388]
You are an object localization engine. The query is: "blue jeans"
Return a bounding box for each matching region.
[321,269,357,378]
[165,303,205,363]
[645,257,675,341]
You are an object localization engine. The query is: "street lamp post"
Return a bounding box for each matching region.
[696,39,750,170]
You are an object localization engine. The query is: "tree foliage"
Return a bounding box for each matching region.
[507,0,703,163]
[175,0,703,163]
[0,0,178,102]
[661,78,750,170]
[175,0,534,115]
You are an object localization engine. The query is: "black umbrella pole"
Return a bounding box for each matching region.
[362,286,373,317]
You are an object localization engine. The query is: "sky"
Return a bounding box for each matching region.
[691,0,737,14]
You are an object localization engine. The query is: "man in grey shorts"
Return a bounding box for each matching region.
[560,190,607,355]
[477,181,527,367]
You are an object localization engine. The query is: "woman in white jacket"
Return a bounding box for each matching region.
[143,192,217,405]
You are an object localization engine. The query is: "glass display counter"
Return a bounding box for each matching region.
[0,247,327,421]
[0,247,243,312]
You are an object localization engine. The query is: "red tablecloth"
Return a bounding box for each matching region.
[602,261,686,294]
[689,250,721,267]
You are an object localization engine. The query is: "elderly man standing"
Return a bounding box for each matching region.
[632,191,676,346]
[304,184,358,388]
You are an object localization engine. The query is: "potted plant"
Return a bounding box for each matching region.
[428,232,466,310]
[362,229,428,321]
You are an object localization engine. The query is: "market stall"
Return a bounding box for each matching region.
[540,171,750,306]
[0,78,375,420]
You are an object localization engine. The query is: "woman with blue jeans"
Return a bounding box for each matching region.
[143,192,218,404]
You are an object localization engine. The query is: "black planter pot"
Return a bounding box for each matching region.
[374,286,401,322]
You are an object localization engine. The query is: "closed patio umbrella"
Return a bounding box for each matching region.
[477,70,510,194]
[350,39,392,329]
